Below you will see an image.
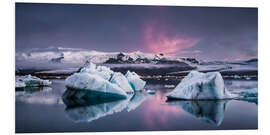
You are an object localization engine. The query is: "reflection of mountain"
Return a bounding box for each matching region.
[167,100,228,126]
[62,89,149,123]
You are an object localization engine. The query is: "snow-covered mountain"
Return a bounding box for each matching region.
[15,47,197,74]
[16,46,200,65]
[15,46,257,78]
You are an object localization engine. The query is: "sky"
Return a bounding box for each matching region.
[16,3,258,61]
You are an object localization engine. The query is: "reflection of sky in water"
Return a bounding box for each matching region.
[16,79,257,133]
[225,79,258,91]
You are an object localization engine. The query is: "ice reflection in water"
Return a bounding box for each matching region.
[167,100,227,126]
[15,79,258,132]
[62,89,149,123]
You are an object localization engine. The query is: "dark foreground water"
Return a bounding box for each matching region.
[15,79,258,133]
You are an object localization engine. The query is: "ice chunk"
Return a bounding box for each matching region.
[80,63,113,80]
[65,73,127,99]
[146,90,156,94]
[236,89,258,98]
[110,72,134,93]
[15,75,52,88]
[167,100,227,126]
[125,70,146,91]
[166,71,236,100]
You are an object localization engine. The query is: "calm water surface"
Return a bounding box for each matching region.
[16,79,258,133]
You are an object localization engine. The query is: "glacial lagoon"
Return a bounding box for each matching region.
[15,79,257,133]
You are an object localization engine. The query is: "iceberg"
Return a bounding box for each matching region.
[166,71,236,100]
[15,75,52,88]
[65,63,146,99]
[65,73,128,99]
[125,71,146,91]
[167,100,227,126]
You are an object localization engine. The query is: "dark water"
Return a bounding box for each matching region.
[15,79,258,133]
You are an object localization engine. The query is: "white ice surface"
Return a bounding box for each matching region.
[65,73,128,98]
[166,71,237,100]
[65,63,146,96]
[125,71,146,91]
[110,72,134,93]
[80,62,114,80]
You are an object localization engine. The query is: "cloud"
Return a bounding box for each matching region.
[143,21,200,56]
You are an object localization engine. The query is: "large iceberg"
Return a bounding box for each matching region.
[15,75,52,88]
[65,63,146,99]
[65,73,128,99]
[125,71,146,91]
[166,71,236,100]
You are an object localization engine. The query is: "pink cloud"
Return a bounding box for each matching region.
[143,22,199,56]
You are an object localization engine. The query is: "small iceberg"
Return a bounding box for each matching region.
[65,63,146,99]
[232,89,258,104]
[146,90,156,94]
[167,100,227,126]
[16,75,52,88]
[166,71,237,100]
[164,85,175,88]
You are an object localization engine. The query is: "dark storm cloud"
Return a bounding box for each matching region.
[16,3,257,60]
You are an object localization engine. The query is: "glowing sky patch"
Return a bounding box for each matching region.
[143,22,200,56]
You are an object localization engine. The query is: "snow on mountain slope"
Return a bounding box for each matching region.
[16,46,196,74]
[168,58,258,77]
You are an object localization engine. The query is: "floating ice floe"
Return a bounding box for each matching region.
[164,85,175,88]
[167,100,227,126]
[146,90,156,94]
[15,75,52,88]
[166,71,237,100]
[65,63,146,99]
